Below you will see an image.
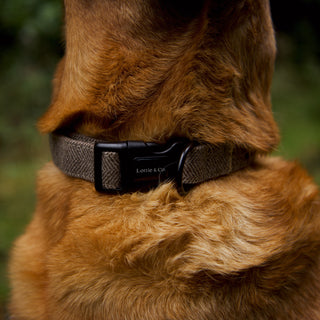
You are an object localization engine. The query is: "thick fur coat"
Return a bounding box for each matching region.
[9,1,320,319]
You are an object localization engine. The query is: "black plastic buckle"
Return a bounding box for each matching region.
[94,139,194,194]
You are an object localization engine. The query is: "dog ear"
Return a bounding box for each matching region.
[37,56,95,134]
[38,0,279,154]
[37,0,212,135]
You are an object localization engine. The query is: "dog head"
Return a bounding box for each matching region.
[38,0,279,153]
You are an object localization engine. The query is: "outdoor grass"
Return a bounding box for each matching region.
[0,63,319,318]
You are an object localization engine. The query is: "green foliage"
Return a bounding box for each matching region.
[272,61,320,183]
[0,0,63,160]
[0,0,62,314]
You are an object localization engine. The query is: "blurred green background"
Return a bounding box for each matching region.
[0,0,319,317]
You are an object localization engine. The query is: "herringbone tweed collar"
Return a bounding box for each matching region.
[49,132,254,194]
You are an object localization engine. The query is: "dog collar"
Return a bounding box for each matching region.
[49,132,254,194]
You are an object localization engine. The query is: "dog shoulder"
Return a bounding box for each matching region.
[16,158,319,319]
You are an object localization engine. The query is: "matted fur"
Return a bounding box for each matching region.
[9,1,320,319]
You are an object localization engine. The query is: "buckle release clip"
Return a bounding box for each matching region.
[94,140,194,193]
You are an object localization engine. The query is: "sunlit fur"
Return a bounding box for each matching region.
[9,1,320,319]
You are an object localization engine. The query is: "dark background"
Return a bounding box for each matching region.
[1,0,320,317]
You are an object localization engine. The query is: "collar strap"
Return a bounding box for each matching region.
[49,132,254,194]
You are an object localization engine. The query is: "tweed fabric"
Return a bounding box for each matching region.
[182,144,233,184]
[49,134,121,189]
[182,144,251,184]
[50,133,253,191]
[101,152,121,189]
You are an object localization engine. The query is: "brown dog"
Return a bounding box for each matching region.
[9,1,320,319]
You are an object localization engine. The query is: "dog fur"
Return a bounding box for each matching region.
[9,1,320,319]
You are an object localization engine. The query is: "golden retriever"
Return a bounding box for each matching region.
[9,1,320,319]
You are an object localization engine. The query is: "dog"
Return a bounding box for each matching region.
[9,0,320,319]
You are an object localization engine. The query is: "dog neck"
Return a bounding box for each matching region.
[38,0,279,154]
[49,131,255,194]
